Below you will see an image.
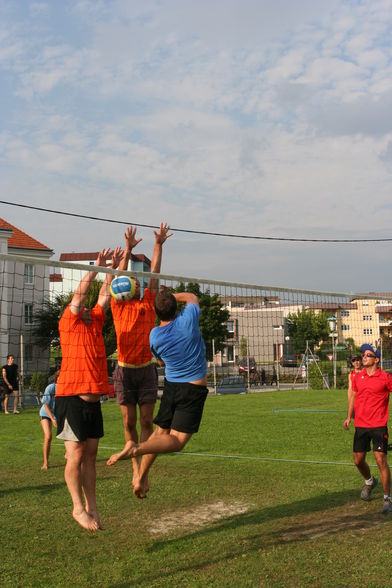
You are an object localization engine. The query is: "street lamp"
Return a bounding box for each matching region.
[328,316,337,389]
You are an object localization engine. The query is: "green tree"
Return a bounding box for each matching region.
[287,309,330,354]
[240,337,248,357]
[174,282,230,361]
[32,281,117,356]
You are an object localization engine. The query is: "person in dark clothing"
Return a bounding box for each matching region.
[2,354,21,414]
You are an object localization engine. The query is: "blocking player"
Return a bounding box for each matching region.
[106,223,172,495]
[55,247,122,531]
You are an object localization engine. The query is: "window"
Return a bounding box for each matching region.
[363,315,373,321]
[227,346,234,362]
[342,324,350,331]
[24,264,34,284]
[226,320,235,334]
[363,301,369,306]
[24,344,33,362]
[363,328,373,335]
[24,303,33,325]
[340,310,350,317]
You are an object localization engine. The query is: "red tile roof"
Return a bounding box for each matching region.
[49,273,63,282]
[0,217,52,251]
[60,252,100,262]
[60,252,151,264]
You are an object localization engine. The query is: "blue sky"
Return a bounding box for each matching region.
[1,0,392,291]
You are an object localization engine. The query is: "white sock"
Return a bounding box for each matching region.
[365,477,374,486]
[384,495,390,501]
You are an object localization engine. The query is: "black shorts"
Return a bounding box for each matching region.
[153,379,208,434]
[114,364,158,406]
[353,427,389,454]
[55,396,104,442]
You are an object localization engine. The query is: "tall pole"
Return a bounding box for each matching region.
[20,333,24,409]
[333,334,337,389]
[212,338,217,394]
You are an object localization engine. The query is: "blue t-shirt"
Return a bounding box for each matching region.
[150,303,206,383]
[40,383,56,419]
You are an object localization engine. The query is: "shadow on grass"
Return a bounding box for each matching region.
[0,481,65,497]
[148,487,383,550]
[106,489,390,586]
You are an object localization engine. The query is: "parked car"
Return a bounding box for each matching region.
[217,376,247,395]
[304,354,320,365]
[238,357,256,374]
[279,355,299,367]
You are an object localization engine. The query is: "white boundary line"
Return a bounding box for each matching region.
[51,442,357,468]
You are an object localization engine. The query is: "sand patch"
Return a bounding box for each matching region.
[149,500,252,535]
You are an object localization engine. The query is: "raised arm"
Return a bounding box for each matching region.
[118,226,142,272]
[97,247,123,310]
[69,248,113,315]
[173,292,199,307]
[148,222,173,294]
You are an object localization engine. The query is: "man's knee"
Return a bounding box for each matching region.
[353,452,366,467]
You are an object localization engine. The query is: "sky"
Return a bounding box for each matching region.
[1,0,392,293]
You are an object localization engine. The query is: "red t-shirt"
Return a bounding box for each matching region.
[352,368,392,428]
[56,305,109,397]
[111,288,156,367]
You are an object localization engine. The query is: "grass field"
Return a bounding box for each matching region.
[1,389,392,588]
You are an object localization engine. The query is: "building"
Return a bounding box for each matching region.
[0,218,53,377]
[50,251,152,300]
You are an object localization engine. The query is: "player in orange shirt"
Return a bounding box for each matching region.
[106,223,172,495]
[55,247,122,532]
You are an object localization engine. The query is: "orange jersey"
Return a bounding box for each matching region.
[111,288,156,366]
[56,305,109,397]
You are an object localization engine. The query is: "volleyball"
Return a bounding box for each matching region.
[110,276,137,301]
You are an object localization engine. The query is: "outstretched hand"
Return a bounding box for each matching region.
[125,226,142,251]
[110,246,123,269]
[95,248,114,267]
[154,222,173,245]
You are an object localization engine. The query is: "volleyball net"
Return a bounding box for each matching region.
[0,252,390,401]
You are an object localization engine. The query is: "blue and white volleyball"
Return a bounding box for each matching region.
[110,276,137,301]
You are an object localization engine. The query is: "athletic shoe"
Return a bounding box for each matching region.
[360,477,378,501]
[382,497,392,514]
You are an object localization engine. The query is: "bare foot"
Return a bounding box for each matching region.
[106,452,121,466]
[133,475,149,499]
[106,441,136,466]
[87,510,104,530]
[41,464,48,471]
[73,510,99,531]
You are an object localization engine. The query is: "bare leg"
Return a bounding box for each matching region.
[353,452,372,480]
[64,440,98,532]
[374,452,391,496]
[82,438,103,530]
[107,404,140,487]
[137,402,155,494]
[40,419,52,470]
[4,394,9,414]
[13,391,20,413]
[132,428,192,499]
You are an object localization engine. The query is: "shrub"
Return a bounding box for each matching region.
[29,372,48,393]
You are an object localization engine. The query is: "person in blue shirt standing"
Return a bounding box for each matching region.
[40,372,58,470]
[127,289,208,498]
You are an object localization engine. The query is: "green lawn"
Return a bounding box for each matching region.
[1,389,391,588]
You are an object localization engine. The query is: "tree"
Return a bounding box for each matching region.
[240,336,248,357]
[32,281,117,356]
[174,282,230,361]
[287,309,330,354]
